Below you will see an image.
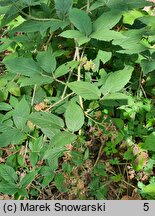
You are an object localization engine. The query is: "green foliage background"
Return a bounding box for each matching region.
[0,0,155,200]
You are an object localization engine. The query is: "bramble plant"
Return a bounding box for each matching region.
[0,0,155,200]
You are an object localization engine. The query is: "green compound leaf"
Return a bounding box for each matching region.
[55,0,72,20]
[140,59,155,75]
[123,9,144,25]
[36,51,56,74]
[54,60,79,78]
[0,123,26,147]
[91,29,126,42]
[93,9,122,31]
[0,102,12,111]
[19,74,53,87]
[19,170,38,188]
[0,164,18,183]
[43,131,77,161]
[142,183,155,195]
[7,82,20,96]
[3,57,43,77]
[100,66,133,94]
[142,132,155,151]
[50,131,77,147]
[12,96,30,130]
[10,19,68,34]
[68,81,101,100]
[60,30,90,45]
[29,112,64,130]
[0,182,18,195]
[101,93,133,106]
[69,8,92,36]
[65,101,84,132]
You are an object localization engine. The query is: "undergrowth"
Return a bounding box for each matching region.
[0,0,155,200]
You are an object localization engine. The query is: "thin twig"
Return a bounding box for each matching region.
[52,73,66,85]
[31,84,37,106]
[86,0,90,13]
[93,140,105,167]
[45,92,74,111]
[140,84,147,98]
[61,48,78,98]
[75,44,84,109]
[85,113,105,128]
[44,33,53,51]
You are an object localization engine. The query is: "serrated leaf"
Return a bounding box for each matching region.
[0,182,18,195]
[41,175,54,188]
[10,19,68,34]
[0,124,26,147]
[59,30,90,45]
[113,29,148,54]
[76,36,90,46]
[91,29,126,41]
[0,4,19,27]
[7,81,20,96]
[55,0,72,20]
[60,30,84,38]
[3,57,43,77]
[43,146,65,160]
[50,131,77,147]
[142,132,155,151]
[12,96,30,130]
[19,74,53,87]
[123,9,144,25]
[140,59,155,75]
[0,78,7,88]
[97,50,112,63]
[100,66,133,94]
[68,81,101,100]
[105,0,151,10]
[90,0,105,11]
[29,152,38,167]
[69,8,92,36]
[142,183,155,194]
[29,112,64,130]
[55,173,67,192]
[54,60,79,78]
[17,187,28,197]
[101,93,132,106]
[42,131,76,160]
[93,9,122,31]
[36,51,56,74]
[41,128,59,139]
[0,164,18,183]
[39,166,54,176]
[0,102,12,111]
[0,38,12,52]
[20,170,38,188]
[94,50,112,71]
[29,136,43,152]
[65,101,84,132]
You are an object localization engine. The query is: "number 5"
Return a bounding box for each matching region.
[143,203,149,211]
